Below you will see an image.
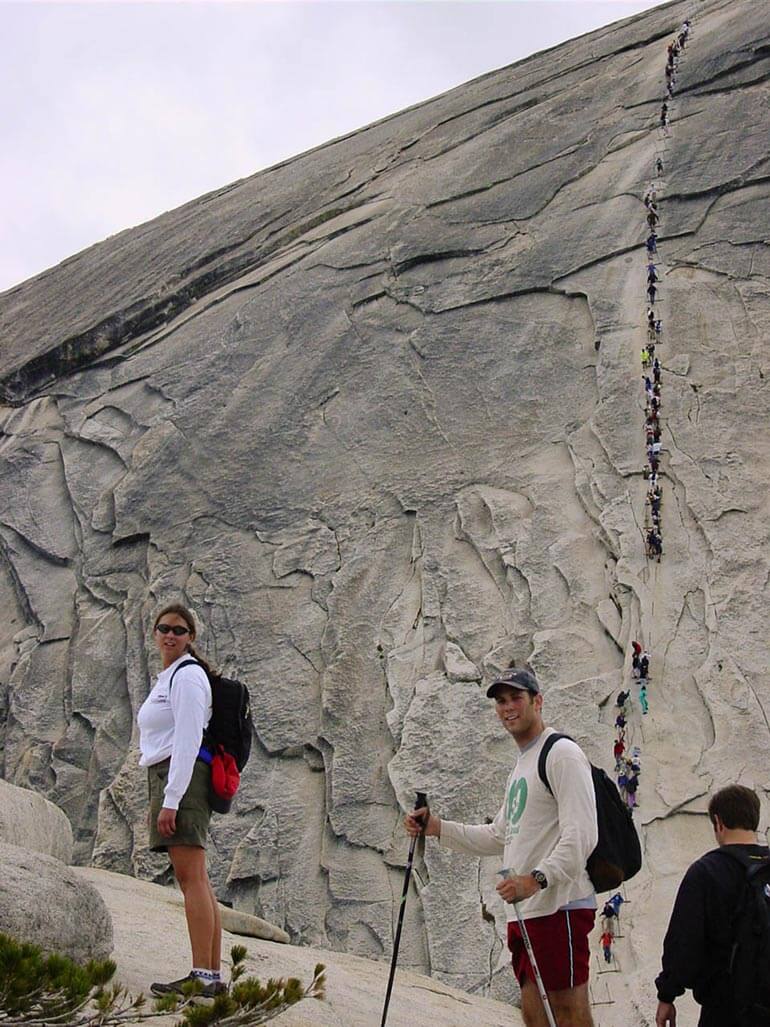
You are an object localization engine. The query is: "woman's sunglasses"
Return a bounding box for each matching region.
[155,624,190,636]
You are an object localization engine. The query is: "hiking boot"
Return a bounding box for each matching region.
[151,974,228,1001]
[201,980,229,998]
[150,973,200,997]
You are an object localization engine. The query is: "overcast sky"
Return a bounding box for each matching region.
[1,0,669,293]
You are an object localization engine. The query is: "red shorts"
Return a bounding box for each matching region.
[507,908,595,992]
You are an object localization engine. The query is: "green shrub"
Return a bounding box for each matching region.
[0,933,325,1026]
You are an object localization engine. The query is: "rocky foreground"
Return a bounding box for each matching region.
[0,777,519,1026]
[0,0,769,1023]
[78,866,522,1027]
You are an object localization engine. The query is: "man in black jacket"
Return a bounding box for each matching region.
[655,785,769,1026]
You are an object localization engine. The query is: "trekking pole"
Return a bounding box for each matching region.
[380,791,428,1027]
[512,898,558,1027]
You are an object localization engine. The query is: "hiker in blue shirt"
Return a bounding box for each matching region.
[608,893,625,916]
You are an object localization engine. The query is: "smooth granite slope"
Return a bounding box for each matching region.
[1,0,769,1022]
[76,866,523,1027]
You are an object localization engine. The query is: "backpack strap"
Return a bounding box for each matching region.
[713,849,770,977]
[715,847,764,872]
[168,658,213,757]
[537,732,573,795]
[747,857,770,886]
[716,848,770,884]
[169,658,203,689]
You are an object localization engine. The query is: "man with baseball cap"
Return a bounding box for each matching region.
[405,666,598,1027]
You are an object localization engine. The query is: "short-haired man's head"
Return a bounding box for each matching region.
[486,667,540,700]
[708,785,760,832]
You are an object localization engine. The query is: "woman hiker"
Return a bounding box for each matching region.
[137,603,225,998]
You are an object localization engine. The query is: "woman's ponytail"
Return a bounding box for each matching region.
[186,642,215,678]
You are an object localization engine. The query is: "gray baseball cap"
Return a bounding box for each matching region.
[486,667,540,699]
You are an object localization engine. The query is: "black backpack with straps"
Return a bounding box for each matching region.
[170,659,253,812]
[538,732,642,894]
[719,848,770,1025]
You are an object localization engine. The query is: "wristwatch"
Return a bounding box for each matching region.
[531,869,548,890]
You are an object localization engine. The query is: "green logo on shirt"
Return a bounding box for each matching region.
[505,777,528,838]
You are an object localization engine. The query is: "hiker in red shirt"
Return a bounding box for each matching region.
[614,737,625,770]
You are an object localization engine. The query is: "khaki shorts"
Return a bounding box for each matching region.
[148,758,212,852]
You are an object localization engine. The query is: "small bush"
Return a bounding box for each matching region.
[0,932,325,1026]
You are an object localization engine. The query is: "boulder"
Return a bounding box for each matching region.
[0,842,112,961]
[0,778,74,863]
[221,906,290,944]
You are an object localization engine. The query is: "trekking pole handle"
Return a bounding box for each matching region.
[414,792,428,832]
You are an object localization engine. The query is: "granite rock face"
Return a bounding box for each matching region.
[0,0,769,1021]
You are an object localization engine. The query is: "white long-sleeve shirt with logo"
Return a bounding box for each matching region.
[439,727,598,920]
[137,655,212,811]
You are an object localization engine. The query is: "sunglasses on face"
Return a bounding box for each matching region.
[155,624,190,636]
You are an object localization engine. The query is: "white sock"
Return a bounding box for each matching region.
[192,968,217,981]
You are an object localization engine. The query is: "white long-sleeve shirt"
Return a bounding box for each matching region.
[137,655,212,811]
[439,727,598,920]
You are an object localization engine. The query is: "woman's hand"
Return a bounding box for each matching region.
[157,807,177,837]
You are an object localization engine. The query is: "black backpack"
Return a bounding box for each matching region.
[170,659,253,809]
[538,733,642,894]
[720,849,770,1025]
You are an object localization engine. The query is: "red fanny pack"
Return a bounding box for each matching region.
[208,746,240,800]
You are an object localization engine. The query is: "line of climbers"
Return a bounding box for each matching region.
[622,26,764,1027]
[600,17,692,980]
[641,17,690,562]
[602,638,648,969]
